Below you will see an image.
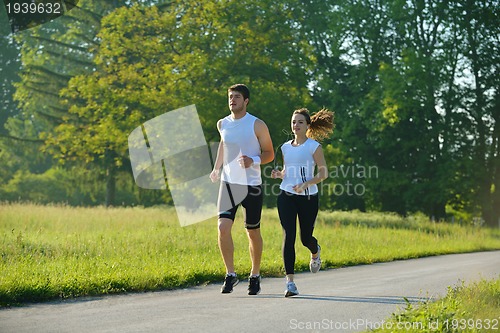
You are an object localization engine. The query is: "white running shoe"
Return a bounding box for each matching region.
[309,245,321,273]
[285,281,299,297]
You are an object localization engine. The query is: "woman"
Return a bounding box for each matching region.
[271,108,334,297]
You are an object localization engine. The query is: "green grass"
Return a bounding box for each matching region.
[1,203,500,306]
[371,278,500,332]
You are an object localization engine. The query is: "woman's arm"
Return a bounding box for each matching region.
[271,153,285,179]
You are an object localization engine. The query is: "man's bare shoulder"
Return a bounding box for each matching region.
[216,119,223,131]
[254,118,270,132]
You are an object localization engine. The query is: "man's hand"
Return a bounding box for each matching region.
[210,169,220,182]
[238,155,254,168]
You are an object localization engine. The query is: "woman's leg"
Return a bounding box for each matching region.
[297,194,319,254]
[277,191,297,276]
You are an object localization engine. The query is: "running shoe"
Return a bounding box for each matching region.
[221,274,239,293]
[285,281,299,297]
[247,275,261,295]
[309,245,321,273]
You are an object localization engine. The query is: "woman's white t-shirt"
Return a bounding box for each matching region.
[279,138,320,195]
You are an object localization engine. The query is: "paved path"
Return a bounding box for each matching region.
[1,251,499,332]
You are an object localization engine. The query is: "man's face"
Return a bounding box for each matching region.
[228,91,247,113]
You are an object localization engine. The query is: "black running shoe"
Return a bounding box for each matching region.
[221,274,239,293]
[247,275,261,295]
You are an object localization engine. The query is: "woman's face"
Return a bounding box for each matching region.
[291,113,308,135]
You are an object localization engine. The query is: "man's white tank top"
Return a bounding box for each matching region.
[220,113,262,185]
[279,138,320,195]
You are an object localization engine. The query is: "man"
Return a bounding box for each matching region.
[210,84,274,295]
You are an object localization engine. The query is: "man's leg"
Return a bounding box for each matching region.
[219,217,239,293]
[218,217,235,274]
[246,227,263,295]
[246,228,263,276]
[241,184,263,295]
[243,185,263,276]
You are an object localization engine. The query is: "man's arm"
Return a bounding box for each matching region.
[212,141,224,170]
[254,119,274,165]
[239,119,274,168]
[210,120,224,182]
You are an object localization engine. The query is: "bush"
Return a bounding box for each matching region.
[3,169,70,204]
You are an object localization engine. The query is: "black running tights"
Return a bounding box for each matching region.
[277,190,319,275]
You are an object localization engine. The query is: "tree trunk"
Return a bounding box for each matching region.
[105,164,116,207]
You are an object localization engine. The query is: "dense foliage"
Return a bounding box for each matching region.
[0,0,499,226]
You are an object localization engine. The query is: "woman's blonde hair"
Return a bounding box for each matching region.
[293,108,335,142]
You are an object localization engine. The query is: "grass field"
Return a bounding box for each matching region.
[1,203,500,306]
[371,278,500,332]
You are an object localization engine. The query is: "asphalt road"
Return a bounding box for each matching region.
[1,251,499,333]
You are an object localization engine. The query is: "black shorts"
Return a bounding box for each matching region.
[218,182,263,229]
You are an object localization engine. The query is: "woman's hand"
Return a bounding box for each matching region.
[271,169,284,179]
[292,182,309,193]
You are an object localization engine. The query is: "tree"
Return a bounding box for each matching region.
[9,0,169,206]
[45,0,312,206]
[298,0,499,225]
[454,0,500,227]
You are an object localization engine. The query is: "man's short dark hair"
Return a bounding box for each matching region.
[228,84,250,101]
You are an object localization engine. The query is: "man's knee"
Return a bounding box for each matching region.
[246,227,262,240]
[218,218,233,237]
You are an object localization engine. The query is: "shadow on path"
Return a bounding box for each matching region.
[249,294,432,305]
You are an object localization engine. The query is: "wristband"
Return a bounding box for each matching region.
[250,156,261,165]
